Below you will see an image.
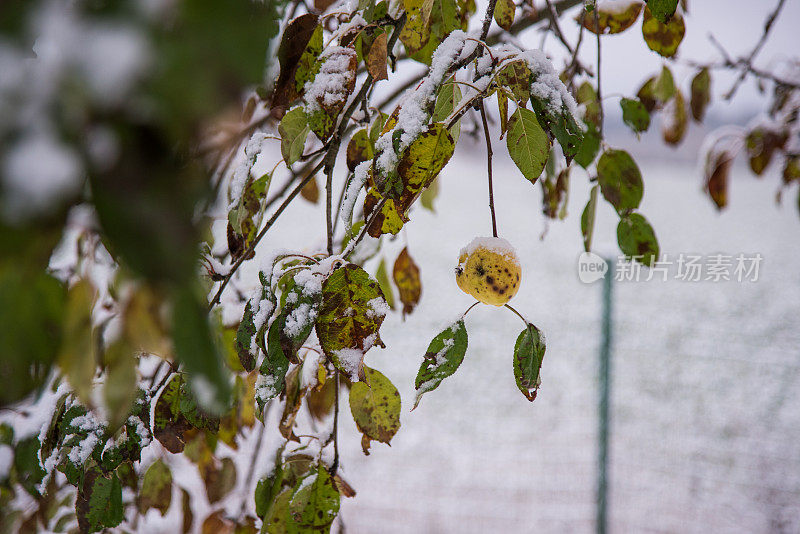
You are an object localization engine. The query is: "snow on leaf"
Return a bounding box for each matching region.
[413,319,468,409]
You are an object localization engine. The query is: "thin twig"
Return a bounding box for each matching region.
[544,0,575,55]
[208,159,324,310]
[478,101,498,238]
[331,371,341,473]
[479,0,500,41]
[594,7,604,137]
[723,0,787,100]
[504,303,529,325]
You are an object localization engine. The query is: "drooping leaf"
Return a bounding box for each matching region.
[205,457,237,504]
[273,15,323,108]
[316,264,387,381]
[541,168,570,220]
[375,258,396,310]
[597,149,644,215]
[138,459,172,516]
[745,127,787,176]
[506,107,551,184]
[646,0,678,23]
[661,88,688,145]
[390,123,456,214]
[413,319,468,408]
[346,129,374,173]
[576,82,601,130]
[579,0,644,34]
[620,97,650,133]
[432,82,462,143]
[58,280,96,406]
[392,247,421,318]
[642,5,685,58]
[581,184,599,252]
[636,76,658,112]
[103,337,138,431]
[279,107,310,166]
[497,91,510,138]
[0,269,65,407]
[367,31,388,81]
[419,176,440,212]
[349,366,401,454]
[704,150,732,210]
[513,323,546,401]
[530,96,584,161]
[690,67,711,122]
[783,157,800,185]
[493,0,515,30]
[652,66,676,103]
[76,464,123,533]
[153,375,193,453]
[617,212,659,266]
[288,465,340,530]
[574,126,601,169]
[301,176,320,204]
[278,365,305,441]
[172,283,231,414]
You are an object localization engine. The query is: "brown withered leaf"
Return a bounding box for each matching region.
[333,475,357,498]
[690,67,711,122]
[273,14,321,109]
[201,511,234,534]
[181,488,193,533]
[306,377,335,420]
[204,457,237,504]
[705,150,732,210]
[278,366,305,441]
[300,176,319,203]
[783,157,800,185]
[392,247,421,318]
[367,31,388,81]
[579,1,643,34]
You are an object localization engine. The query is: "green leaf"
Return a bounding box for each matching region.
[265,488,293,533]
[530,97,583,161]
[432,82,462,143]
[653,66,676,103]
[138,459,172,516]
[620,97,651,133]
[619,98,650,133]
[76,464,123,533]
[581,185,599,252]
[236,284,275,372]
[374,258,396,310]
[58,280,96,407]
[506,107,551,184]
[642,6,685,58]
[349,366,401,454]
[617,212,659,266]
[690,67,711,122]
[316,264,387,381]
[172,284,231,414]
[419,176,440,212]
[14,437,45,497]
[513,323,546,401]
[346,129,374,173]
[576,82,601,129]
[288,465,340,530]
[103,338,138,432]
[574,126,600,169]
[646,0,678,24]
[745,127,787,176]
[0,269,65,407]
[636,76,658,112]
[597,149,644,215]
[413,319,468,409]
[279,107,310,166]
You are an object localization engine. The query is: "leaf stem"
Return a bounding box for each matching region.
[478,101,498,238]
[503,303,529,326]
[331,371,341,473]
[462,301,481,318]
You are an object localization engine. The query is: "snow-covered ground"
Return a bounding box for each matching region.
[283,136,800,533]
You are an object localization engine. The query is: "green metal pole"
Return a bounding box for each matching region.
[597,258,613,534]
